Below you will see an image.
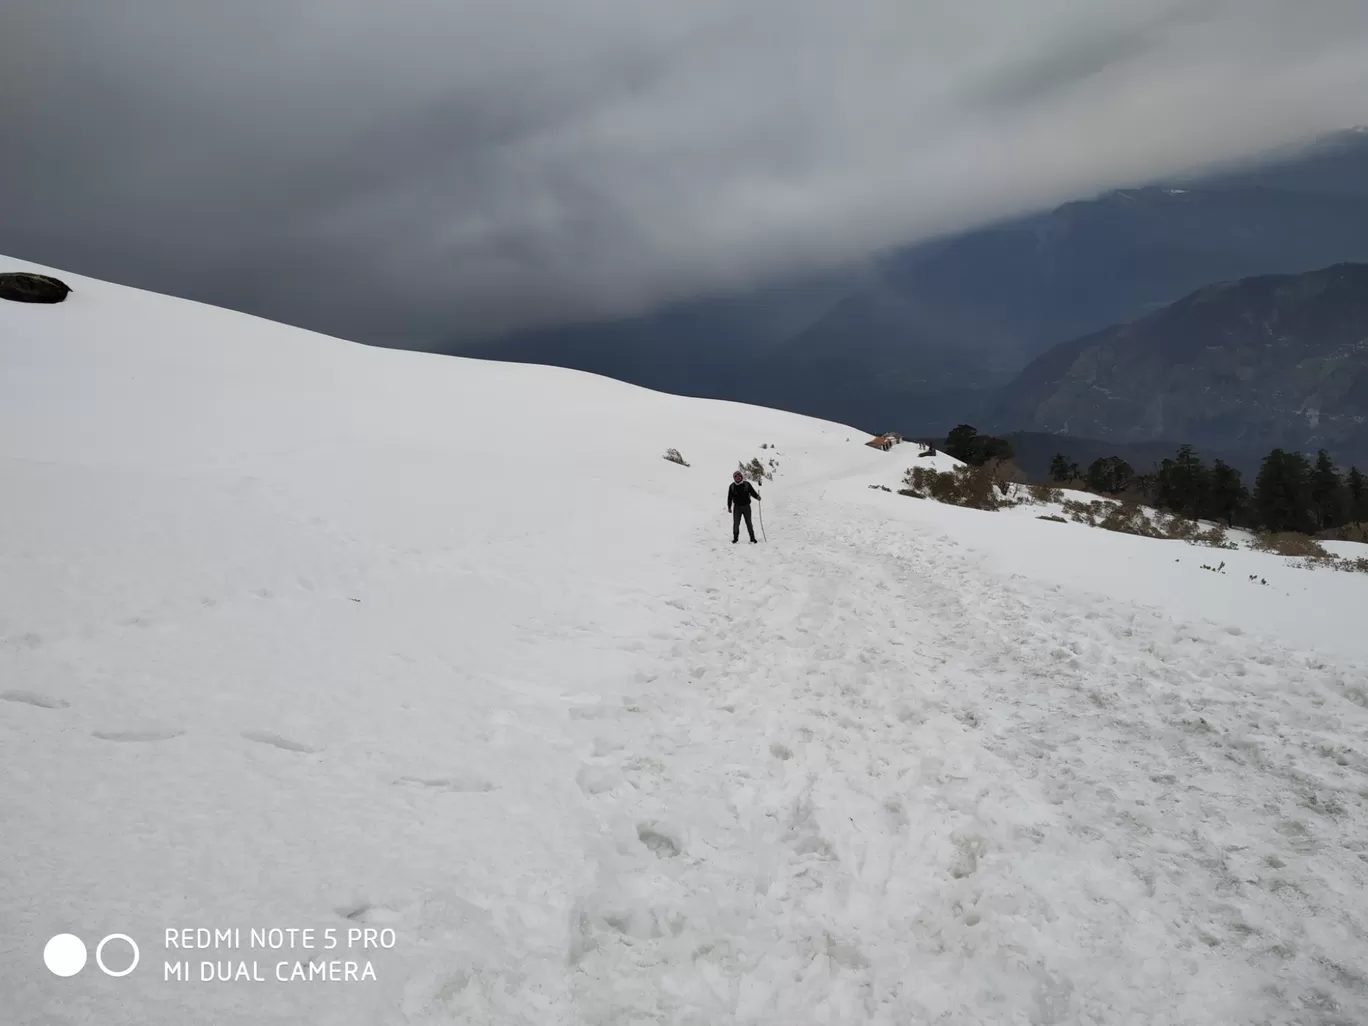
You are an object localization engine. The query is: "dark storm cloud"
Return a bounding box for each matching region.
[4,0,1367,346]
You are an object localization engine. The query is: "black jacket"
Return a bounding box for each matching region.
[728,480,761,510]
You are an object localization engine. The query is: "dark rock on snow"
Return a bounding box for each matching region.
[0,272,72,304]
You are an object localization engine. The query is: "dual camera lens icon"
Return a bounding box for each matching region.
[44,934,140,978]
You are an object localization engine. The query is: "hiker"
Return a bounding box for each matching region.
[727,470,761,543]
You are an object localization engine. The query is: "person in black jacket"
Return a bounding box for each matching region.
[727,470,761,543]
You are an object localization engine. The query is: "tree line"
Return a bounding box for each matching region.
[1048,444,1368,534]
[931,424,1368,534]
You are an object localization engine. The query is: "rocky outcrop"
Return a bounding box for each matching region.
[0,272,72,304]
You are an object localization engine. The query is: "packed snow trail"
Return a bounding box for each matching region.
[548,488,1368,1025]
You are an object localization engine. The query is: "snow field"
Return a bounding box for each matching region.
[2,258,1367,1025]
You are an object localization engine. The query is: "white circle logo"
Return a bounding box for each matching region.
[95,934,140,977]
[43,934,88,977]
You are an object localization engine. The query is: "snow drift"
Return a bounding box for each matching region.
[2,256,1367,1025]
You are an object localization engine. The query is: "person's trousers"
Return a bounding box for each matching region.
[732,505,756,541]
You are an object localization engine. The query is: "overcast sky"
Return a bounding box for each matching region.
[4,1,1367,347]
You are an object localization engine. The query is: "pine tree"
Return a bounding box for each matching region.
[1347,466,1367,522]
[1156,445,1208,519]
[1085,456,1134,496]
[944,425,981,465]
[1049,452,1072,483]
[1310,449,1346,530]
[1131,471,1158,505]
[981,436,1014,464]
[943,425,1013,467]
[1253,449,1315,533]
[1206,459,1248,527]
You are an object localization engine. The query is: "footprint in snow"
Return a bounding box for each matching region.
[949,832,985,879]
[392,775,495,793]
[336,902,402,924]
[241,730,319,754]
[575,765,621,795]
[93,728,185,743]
[637,822,682,858]
[1,690,69,709]
[568,704,614,721]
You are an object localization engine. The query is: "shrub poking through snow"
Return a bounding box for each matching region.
[1161,515,1199,542]
[662,448,690,467]
[1154,514,1235,548]
[739,456,773,484]
[1192,523,1235,549]
[991,459,1028,496]
[1062,498,1110,525]
[1058,498,1235,549]
[901,464,1003,511]
[1255,533,1330,559]
[1098,500,1152,536]
[1028,483,1065,505]
[1251,532,1368,573]
[1318,521,1368,544]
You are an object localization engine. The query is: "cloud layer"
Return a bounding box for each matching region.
[4,0,1367,345]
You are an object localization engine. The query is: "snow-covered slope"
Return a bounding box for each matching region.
[3,257,1367,1026]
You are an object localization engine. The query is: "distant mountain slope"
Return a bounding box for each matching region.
[455,130,1368,437]
[993,262,1368,465]
[775,132,1368,435]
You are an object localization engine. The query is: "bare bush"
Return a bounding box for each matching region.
[989,459,1028,497]
[1193,524,1236,549]
[1027,483,1064,504]
[1062,498,1110,525]
[1255,532,1330,559]
[738,457,772,484]
[1251,532,1368,573]
[1160,514,1198,541]
[902,464,1002,511]
[1099,501,1153,536]
[1316,521,1368,544]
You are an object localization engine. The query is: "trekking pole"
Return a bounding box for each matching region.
[759,499,768,542]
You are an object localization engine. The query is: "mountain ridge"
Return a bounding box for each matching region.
[992,261,1368,465]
